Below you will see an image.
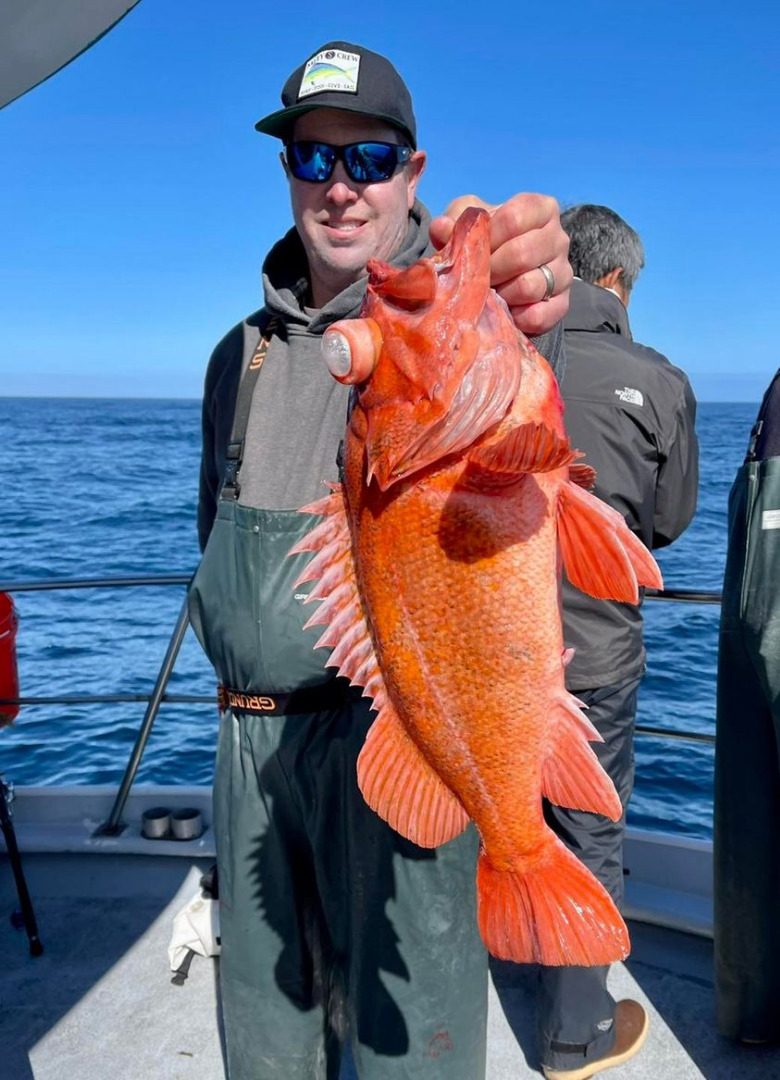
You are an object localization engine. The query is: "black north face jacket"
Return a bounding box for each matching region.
[559,279,699,691]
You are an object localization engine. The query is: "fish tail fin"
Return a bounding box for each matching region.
[476,841,630,966]
[558,478,663,602]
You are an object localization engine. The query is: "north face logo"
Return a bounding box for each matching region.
[615,387,644,406]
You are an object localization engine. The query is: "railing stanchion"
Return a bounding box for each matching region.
[99,595,192,836]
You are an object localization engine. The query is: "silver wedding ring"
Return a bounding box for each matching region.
[538,263,555,301]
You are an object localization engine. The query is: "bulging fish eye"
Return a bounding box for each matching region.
[322,318,383,385]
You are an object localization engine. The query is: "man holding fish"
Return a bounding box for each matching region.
[190,39,650,1080]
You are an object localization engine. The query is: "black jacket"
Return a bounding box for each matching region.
[559,279,699,690]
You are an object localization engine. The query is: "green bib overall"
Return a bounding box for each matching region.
[188,322,488,1080]
[714,418,780,1041]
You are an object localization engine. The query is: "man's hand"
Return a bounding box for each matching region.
[430,193,571,337]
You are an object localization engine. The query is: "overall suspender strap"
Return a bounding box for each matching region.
[746,419,763,464]
[746,367,780,463]
[220,316,279,501]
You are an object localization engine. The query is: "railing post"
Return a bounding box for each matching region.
[97,594,192,836]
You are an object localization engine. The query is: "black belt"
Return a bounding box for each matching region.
[218,679,354,716]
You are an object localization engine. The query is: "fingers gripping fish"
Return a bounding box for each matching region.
[289,208,663,967]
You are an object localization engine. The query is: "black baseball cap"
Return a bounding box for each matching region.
[254,41,417,149]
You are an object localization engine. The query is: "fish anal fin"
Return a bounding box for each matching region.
[477,841,630,965]
[357,705,470,848]
[558,479,663,602]
[469,422,575,485]
[542,696,622,820]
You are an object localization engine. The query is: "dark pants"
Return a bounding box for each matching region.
[715,457,780,1042]
[536,676,641,1071]
[214,696,489,1080]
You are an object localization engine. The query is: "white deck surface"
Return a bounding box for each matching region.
[3,861,779,1080]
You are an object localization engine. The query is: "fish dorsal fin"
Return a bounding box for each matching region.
[291,483,469,849]
[291,483,390,706]
[541,692,622,820]
[557,478,663,602]
[357,704,470,848]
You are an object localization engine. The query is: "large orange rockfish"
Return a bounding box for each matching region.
[290,207,662,966]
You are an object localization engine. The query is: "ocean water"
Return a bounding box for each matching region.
[0,397,760,840]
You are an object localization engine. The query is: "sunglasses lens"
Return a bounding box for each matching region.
[287,142,409,183]
[288,142,336,181]
[343,143,399,182]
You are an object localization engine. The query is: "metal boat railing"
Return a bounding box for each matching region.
[0,575,721,832]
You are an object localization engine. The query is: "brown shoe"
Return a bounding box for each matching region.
[542,1000,649,1080]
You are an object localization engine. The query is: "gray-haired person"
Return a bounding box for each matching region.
[538,204,699,1080]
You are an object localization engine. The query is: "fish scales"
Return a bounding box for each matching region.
[351,469,559,848]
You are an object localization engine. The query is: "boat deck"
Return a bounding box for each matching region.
[3,860,778,1080]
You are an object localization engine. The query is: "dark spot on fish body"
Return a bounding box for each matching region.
[437,477,548,562]
[459,462,529,493]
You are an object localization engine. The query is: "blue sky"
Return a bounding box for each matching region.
[1,0,777,401]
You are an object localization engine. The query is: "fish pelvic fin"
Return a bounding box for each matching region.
[541,693,622,820]
[557,478,663,602]
[357,704,470,849]
[476,841,630,965]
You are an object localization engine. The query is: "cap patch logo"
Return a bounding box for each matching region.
[298,49,360,99]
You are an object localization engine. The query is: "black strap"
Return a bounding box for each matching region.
[220,315,279,501]
[747,368,780,463]
[218,678,355,716]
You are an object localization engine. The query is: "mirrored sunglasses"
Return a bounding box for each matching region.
[285,141,413,184]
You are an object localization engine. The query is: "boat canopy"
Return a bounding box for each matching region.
[0,0,141,111]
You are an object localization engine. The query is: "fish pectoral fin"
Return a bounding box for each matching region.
[557,478,663,602]
[542,694,622,820]
[468,422,575,485]
[357,704,469,848]
[476,841,629,965]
